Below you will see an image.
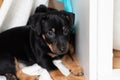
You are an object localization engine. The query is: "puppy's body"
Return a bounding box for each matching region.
[0,26,56,74]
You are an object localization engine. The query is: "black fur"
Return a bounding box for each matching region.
[0,5,75,79]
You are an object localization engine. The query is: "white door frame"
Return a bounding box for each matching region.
[83,0,115,80]
[81,0,114,79]
[93,0,120,80]
[65,0,116,79]
[97,0,114,79]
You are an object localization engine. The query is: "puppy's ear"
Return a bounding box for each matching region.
[35,5,57,13]
[61,11,75,27]
[66,12,75,27]
[27,13,44,35]
[35,5,48,13]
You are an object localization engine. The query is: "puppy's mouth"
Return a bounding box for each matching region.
[47,44,69,55]
[53,49,68,55]
[48,49,68,58]
[47,43,69,56]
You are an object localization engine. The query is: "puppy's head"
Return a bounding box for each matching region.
[29,6,75,55]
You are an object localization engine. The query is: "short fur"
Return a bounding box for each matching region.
[0,5,76,80]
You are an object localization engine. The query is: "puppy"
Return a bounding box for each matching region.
[0,5,82,80]
[32,5,84,77]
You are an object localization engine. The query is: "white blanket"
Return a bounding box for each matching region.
[0,0,48,32]
[0,60,70,80]
[22,64,52,80]
[22,60,70,80]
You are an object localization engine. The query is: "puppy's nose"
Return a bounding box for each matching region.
[60,47,66,52]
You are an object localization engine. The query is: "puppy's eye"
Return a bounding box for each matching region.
[63,28,69,35]
[47,31,55,38]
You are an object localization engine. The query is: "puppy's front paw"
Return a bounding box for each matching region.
[70,67,84,76]
[67,74,85,80]
[52,76,68,80]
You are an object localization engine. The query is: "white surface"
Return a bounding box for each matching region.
[0,0,13,28]
[89,0,98,80]
[0,63,53,80]
[99,69,120,80]
[0,0,34,32]
[113,0,120,50]
[22,64,52,80]
[0,60,71,80]
[53,60,70,76]
[38,68,52,80]
[72,0,90,79]
[22,60,71,80]
[0,76,6,80]
[22,64,42,76]
[97,0,113,78]
[0,0,49,32]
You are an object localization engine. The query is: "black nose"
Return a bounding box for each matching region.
[60,47,66,52]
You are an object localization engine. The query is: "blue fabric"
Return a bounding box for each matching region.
[57,0,73,12]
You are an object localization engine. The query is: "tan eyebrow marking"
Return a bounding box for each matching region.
[52,28,55,32]
[42,34,46,40]
[62,27,65,30]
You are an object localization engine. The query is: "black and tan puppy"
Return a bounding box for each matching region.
[0,5,83,80]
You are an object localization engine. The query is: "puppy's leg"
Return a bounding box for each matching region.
[5,73,18,80]
[67,74,86,80]
[49,69,68,80]
[62,45,84,76]
[15,58,38,80]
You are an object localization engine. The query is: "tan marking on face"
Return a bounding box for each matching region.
[66,16,69,20]
[15,58,38,80]
[42,34,46,40]
[47,43,54,52]
[62,26,65,30]
[47,43,59,54]
[66,41,70,52]
[42,35,70,54]
[42,34,58,53]
[48,53,57,57]
[48,41,70,54]
[52,28,55,32]
[69,43,74,54]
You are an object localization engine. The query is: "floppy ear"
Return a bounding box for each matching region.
[61,11,75,27]
[35,5,48,13]
[35,5,57,13]
[66,12,75,27]
[27,13,44,35]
